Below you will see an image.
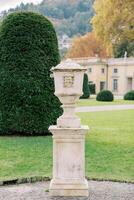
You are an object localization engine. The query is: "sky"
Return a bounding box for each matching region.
[0,0,42,12]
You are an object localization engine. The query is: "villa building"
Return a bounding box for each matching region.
[58,34,72,50]
[73,57,134,95]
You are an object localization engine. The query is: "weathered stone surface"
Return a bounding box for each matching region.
[51,59,86,129]
[49,59,89,196]
[49,126,89,196]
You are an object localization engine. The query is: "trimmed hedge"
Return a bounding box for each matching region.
[124,90,134,100]
[0,12,62,135]
[80,73,90,99]
[96,90,114,102]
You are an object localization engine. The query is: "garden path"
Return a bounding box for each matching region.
[0,180,133,200]
[76,104,134,112]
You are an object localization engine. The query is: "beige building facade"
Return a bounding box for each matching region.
[73,57,134,96]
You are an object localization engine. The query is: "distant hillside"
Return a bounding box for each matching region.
[0,0,94,37]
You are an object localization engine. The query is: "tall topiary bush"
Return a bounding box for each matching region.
[0,12,62,135]
[80,73,90,99]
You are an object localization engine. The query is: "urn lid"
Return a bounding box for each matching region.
[51,59,86,71]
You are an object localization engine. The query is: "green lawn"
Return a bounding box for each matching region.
[77,98,134,107]
[0,110,134,182]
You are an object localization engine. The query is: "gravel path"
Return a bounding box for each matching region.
[0,181,134,200]
[76,104,134,112]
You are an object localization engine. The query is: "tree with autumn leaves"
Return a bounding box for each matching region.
[66,0,133,58]
[66,32,110,58]
[91,0,134,57]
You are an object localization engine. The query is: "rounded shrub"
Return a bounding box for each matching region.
[80,73,90,99]
[96,90,114,102]
[124,90,134,100]
[0,12,62,135]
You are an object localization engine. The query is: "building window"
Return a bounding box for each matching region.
[113,79,118,91]
[100,81,105,91]
[101,68,105,73]
[113,68,118,73]
[88,68,92,73]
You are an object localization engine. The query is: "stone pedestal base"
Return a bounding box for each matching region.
[49,126,89,197]
[49,179,89,196]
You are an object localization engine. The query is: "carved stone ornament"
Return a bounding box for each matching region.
[49,59,89,197]
[63,74,74,88]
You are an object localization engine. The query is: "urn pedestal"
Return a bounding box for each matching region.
[49,59,89,196]
[49,126,89,196]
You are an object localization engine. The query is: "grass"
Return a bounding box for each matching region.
[0,110,134,182]
[80,110,134,182]
[77,98,134,107]
[0,137,52,181]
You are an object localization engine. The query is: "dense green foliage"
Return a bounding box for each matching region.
[80,73,90,99]
[114,40,134,58]
[0,12,62,135]
[96,90,114,102]
[124,90,134,100]
[0,0,94,37]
